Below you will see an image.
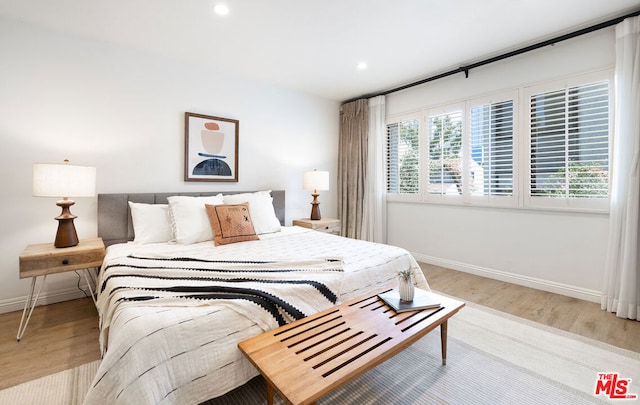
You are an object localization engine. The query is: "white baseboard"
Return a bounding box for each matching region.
[412,252,602,304]
[0,285,94,314]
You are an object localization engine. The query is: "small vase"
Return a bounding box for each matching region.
[399,276,415,303]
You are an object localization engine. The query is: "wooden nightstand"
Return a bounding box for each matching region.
[292,218,341,235]
[17,237,105,341]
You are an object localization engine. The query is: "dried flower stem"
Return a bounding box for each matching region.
[398,269,412,280]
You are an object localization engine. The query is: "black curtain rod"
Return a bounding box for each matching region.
[343,8,640,104]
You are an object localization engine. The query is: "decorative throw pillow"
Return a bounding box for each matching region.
[167,194,224,244]
[128,202,173,244]
[222,190,281,234]
[205,203,260,246]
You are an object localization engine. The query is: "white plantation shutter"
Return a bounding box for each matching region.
[428,110,463,195]
[386,71,611,212]
[470,100,514,196]
[529,81,609,199]
[386,119,419,194]
[386,123,399,193]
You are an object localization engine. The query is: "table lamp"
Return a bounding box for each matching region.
[33,160,96,248]
[303,169,329,220]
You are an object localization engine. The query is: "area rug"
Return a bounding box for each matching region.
[2,299,638,404]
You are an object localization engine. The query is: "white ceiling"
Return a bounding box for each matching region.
[1,0,639,101]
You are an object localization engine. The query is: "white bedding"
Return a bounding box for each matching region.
[84,226,429,404]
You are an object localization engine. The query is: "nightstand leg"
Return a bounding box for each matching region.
[82,268,97,306]
[17,275,47,341]
[88,267,99,287]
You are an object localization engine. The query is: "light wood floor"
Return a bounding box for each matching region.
[0,296,101,390]
[0,264,638,390]
[421,263,640,353]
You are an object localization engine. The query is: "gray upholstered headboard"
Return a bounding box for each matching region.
[98,190,285,247]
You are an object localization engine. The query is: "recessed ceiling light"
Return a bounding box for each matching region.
[214,3,230,16]
[357,62,368,70]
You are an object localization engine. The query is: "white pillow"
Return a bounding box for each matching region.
[223,190,281,234]
[128,202,173,244]
[167,194,224,244]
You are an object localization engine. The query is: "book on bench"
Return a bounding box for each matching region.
[378,288,441,313]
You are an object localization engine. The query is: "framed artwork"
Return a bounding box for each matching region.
[184,112,239,182]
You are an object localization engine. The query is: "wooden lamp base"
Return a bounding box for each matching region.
[310,192,321,220]
[54,200,79,248]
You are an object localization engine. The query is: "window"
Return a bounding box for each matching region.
[385,70,611,212]
[527,78,610,209]
[387,97,515,204]
[428,110,463,195]
[386,118,419,194]
[523,73,612,210]
[469,100,514,197]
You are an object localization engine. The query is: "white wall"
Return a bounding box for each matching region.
[386,29,615,302]
[0,18,339,312]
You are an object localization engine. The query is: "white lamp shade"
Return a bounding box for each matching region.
[33,163,96,198]
[303,170,329,191]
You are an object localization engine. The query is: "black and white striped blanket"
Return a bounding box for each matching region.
[85,229,429,404]
[97,254,344,353]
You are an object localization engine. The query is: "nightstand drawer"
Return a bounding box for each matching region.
[19,238,105,278]
[292,218,341,235]
[315,222,341,234]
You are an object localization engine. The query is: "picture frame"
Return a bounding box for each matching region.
[184,112,239,182]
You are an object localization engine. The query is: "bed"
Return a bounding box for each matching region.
[84,190,429,404]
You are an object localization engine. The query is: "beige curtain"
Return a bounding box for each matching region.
[338,99,368,239]
[362,95,386,243]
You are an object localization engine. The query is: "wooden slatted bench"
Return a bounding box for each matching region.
[238,289,465,405]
